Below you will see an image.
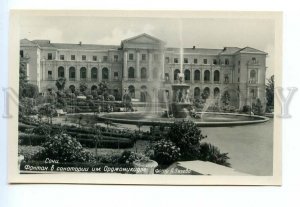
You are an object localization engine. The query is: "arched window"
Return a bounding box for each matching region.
[174,69,180,81]
[91,85,97,91]
[128,67,135,79]
[184,69,190,81]
[204,70,210,82]
[91,67,98,80]
[80,67,86,80]
[194,70,200,81]
[69,85,75,93]
[141,67,147,79]
[58,66,65,78]
[214,70,220,82]
[102,67,109,80]
[194,87,201,99]
[214,87,220,98]
[128,85,135,98]
[203,87,210,99]
[69,67,76,80]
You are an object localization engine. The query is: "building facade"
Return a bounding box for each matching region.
[20,33,268,109]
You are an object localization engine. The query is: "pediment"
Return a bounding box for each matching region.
[121,33,165,49]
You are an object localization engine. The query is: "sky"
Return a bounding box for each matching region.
[19,15,276,78]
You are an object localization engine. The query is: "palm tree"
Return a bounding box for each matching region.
[55,77,66,91]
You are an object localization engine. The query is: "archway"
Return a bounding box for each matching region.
[194,70,200,81]
[102,67,109,80]
[58,66,65,78]
[91,67,98,80]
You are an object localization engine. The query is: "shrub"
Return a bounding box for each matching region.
[199,143,231,167]
[148,139,181,165]
[118,151,140,164]
[33,133,95,163]
[252,98,264,115]
[167,120,206,160]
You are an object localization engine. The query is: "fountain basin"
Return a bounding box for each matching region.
[98,112,269,127]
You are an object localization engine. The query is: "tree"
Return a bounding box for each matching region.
[167,120,207,160]
[252,98,263,115]
[221,91,231,106]
[55,77,66,91]
[79,82,88,93]
[38,103,56,124]
[266,75,274,112]
[98,81,109,95]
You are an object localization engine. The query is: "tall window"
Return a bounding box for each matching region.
[114,72,119,80]
[80,67,87,80]
[214,70,220,82]
[71,55,75,60]
[194,59,198,64]
[91,67,98,80]
[225,59,230,65]
[174,58,179,63]
[102,67,109,80]
[142,54,146,61]
[129,53,134,60]
[204,70,210,82]
[165,57,170,63]
[141,67,147,79]
[48,71,52,80]
[194,70,200,81]
[93,56,97,61]
[174,69,180,80]
[82,55,86,61]
[103,56,108,62]
[203,59,208,64]
[128,67,135,79]
[58,66,65,78]
[184,69,190,81]
[47,53,52,60]
[250,70,257,83]
[60,55,64,60]
[213,59,218,65]
[194,87,201,99]
[20,50,24,57]
[114,55,118,62]
[184,58,188,63]
[69,67,76,80]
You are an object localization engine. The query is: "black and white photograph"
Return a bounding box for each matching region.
[8,10,281,185]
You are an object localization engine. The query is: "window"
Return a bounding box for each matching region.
[224,75,229,83]
[174,69,180,81]
[225,59,229,65]
[58,66,65,78]
[238,60,240,65]
[238,77,240,82]
[194,87,201,99]
[184,58,188,63]
[213,70,220,82]
[60,55,64,60]
[165,57,170,63]
[141,68,147,79]
[47,53,52,60]
[102,68,109,80]
[252,57,256,61]
[71,55,75,60]
[129,53,134,60]
[20,50,24,58]
[165,73,169,81]
[194,70,200,81]
[82,55,86,61]
[91,67,98,80]
[213,59,218,65]
[80,67,87,79]
[142,54,146,61]
[250,70,257,83]
[69,67,76,80]
[47,71,52,80]
[203,59,208,64]
[114,72,119,80]
[103,56,108,62]
[204,70,210,82]
[174,58,179,63]
[128,67,135,78]
[184,70,190,81]
[93,56,97,61]
[238,68,240,73]
[194,59,198,64]
[114,55,118,62]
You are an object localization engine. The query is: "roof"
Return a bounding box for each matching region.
[219,47,241,55]
[20,39,38,47]
[121,33,165,44]
[166,47,222,55]
[236,47,268,55]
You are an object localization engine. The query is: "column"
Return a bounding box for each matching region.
[136,50,140,81]
[123,50,128,80]
[53,64,57,80]
[211,69,213,84]
[190,68,194,84]
[161,52,165,80]
[148,51,153,81]
[98,65,102,82]
[87,67,91,81]
[76,65,80,81]
[65,65,69,81]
